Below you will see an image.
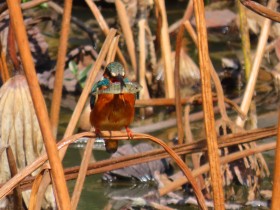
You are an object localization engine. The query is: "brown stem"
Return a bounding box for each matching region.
[6,147,23,210]
[71,138,95,209]
[271,108,280,209]
[6,1,71,209]
[193,0,225,208]
[50,0,73,137]
[8,20,20,72]
[240,0,280,23]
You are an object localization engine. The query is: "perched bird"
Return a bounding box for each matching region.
[90,62,142,153]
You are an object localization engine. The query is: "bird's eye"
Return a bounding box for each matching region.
[111,72,116,77]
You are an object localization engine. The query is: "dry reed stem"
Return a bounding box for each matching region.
[238,0,252,80]
[0,0,48,21]
[6,147,22,210]
[184,95,206,189]
[115,0,137,75]
[174,26,185,145]
[50,0,73,137]
[193,0,225,208]
[154,0,174,98]
[184,20,197,44]
[6,1,71,209]
[271,108,280,209]
[138,19,151,102]
[85,0,128,71]
[159,141,276,196]
[28,170,45,210]
[236,0,277,127]
[241,0,280,23]
[0,126,277,198]
[71,138,95,210]
[106,35,119,64]
[0,49,10,83]
[174,0,194,145]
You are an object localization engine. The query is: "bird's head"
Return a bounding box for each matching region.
[104,62,126,89]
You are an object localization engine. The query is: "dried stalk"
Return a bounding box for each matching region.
[50,0,73,137]
[193,0,225,208]
[6,1,71,209]
[71,138,95,210]
[28,169,45,210]
[138,19,151,102]
[238,0,252,80]
[271,108,280,209]
[240,0,280,23]
[154,0,174,98]
[106,35,120,64]
[115,0,137,75]
[184,95,206,189]
[6,147,23,210]
[174,0,194,145]
[85,0,128,71]
[174,26,185,144]
[0,42,9,82]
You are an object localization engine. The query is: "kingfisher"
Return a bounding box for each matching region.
[90,62,142,153]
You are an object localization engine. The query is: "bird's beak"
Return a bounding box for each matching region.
[116,74,126,91]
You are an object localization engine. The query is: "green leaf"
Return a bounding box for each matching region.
[69,60,78,75]
[78,63,92,87]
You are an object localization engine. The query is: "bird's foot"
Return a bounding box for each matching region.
[94,129,102,138]
[125,126,133,139]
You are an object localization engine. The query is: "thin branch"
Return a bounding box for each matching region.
[240,0,280,23]
[50,0,73,137]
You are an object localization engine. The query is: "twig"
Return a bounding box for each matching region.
[138,19,152,106]
[174,0,194,145]
[238,0,252,80]
[271,108,280,208]
[154,0,174,98]
[6,1,71,209]
[71,138,95,209]
[106,35,119,64]
[49,0,73,138]
[193,0,225,208]
[115,0,137,75]
[0,41,10,82]
[240,0,280,23]
[6,147,23,210]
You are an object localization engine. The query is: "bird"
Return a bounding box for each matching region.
[89,62,141,153]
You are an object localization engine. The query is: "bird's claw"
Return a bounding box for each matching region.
[125,127,133,139]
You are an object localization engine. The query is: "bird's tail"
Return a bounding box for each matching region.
[105,140,118,153]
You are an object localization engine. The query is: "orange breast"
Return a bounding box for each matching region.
[90,93,135,131]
